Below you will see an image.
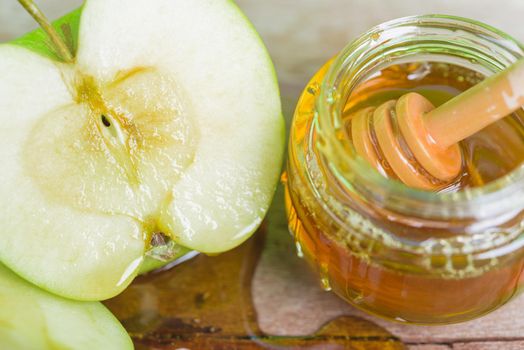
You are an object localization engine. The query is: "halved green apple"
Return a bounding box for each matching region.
[0,263,132,349]
[0,0,284,301]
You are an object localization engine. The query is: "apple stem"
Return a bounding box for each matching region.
[17,0,74,63]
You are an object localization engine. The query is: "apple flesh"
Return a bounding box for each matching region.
[0,263,132,350]
[0,0,284,300]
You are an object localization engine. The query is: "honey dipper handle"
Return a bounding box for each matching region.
[423,59,524,148]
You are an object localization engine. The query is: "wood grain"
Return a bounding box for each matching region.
[453,341,524,350]
[408,346,450,350]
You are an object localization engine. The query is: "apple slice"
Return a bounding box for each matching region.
[0,0,284,300]
[0,263,132,349]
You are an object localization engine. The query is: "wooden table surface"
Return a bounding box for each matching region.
[2,1,524,349]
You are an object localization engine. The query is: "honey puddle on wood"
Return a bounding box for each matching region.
[105,217,404,349]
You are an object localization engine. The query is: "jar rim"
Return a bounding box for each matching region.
[317,14,524,220]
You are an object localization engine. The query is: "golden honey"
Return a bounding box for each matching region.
[285,16,524,324]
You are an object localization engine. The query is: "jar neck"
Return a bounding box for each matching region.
[314,15,524,222]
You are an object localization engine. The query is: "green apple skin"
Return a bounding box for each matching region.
[0,263,133,350]
[0,0,284,300]
[11,8,82,62]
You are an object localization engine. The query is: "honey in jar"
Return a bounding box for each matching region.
[285,15,524,324]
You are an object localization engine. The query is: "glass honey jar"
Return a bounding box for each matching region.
[285,15,524,324]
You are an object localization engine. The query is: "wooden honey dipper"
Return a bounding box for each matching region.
[351,59,524,190]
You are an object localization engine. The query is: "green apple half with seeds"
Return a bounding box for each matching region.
[0,263,132,349]
[0,0,284,301]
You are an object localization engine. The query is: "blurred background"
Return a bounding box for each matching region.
[2,0,524,124]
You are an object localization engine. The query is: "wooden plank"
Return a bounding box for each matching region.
[373,298,524,343]
[408,345,450,350]
[453,341,524,350]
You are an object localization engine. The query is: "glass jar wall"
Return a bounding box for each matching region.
[285,15,524,324]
